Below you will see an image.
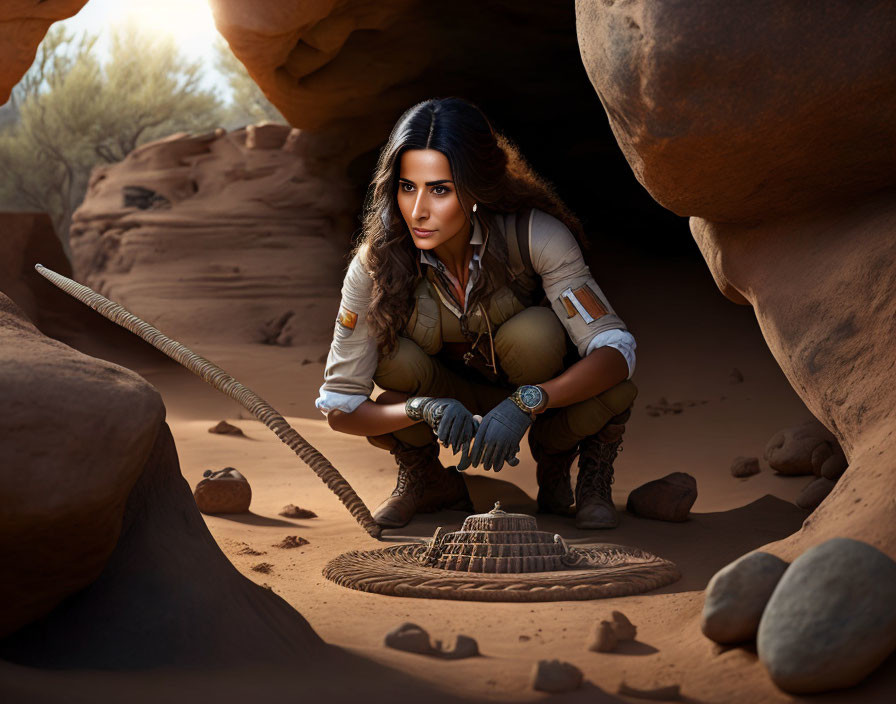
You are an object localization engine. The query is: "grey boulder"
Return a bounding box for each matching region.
[702,552,789,644]
[757,538,896,693]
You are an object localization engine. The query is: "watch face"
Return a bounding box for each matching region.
[518,385,543,410]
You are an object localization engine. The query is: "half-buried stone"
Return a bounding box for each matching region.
[757,538,896,694]
[702,552,789,644]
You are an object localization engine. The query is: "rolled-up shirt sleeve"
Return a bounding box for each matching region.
[315,247,379,415]
[529,209,636,374]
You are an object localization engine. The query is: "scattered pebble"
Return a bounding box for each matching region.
[251,562,273,574]
[518,635,530,642]
[702,551,788,644]
[618,681,682,701]
[758,538,896,693]
[279,504,318,519]
[207,420,244,436]
[729,367,744,384]
[795,477,836,511]
[626,472,697,522]
[236,545,266,556]
[384,623,479,659]
[611,610,637,641]
[273,535,309,549]
[586,620,618,652]
[586,611,637,652]
[731,456,760,478]
[193,468,251,514]
[531,659,583,693]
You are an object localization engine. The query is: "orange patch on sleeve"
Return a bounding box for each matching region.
[337,307,358,329]
[573,284,609,319]
[561,296,578,318]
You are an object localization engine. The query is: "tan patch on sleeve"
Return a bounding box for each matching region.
[573,284,608,320]
[561,296,578,319]
[337,307,358,330]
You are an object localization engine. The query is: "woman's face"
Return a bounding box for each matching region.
[397,149,469,251]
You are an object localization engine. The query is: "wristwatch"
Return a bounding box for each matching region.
[510,385,549,419]
[405,396,433,422]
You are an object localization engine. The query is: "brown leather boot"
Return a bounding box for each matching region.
[372,440,472,528]
[530,433,577,516]
[574,410,630,529]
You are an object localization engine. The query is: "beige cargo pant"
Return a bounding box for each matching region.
[374,306,637,452]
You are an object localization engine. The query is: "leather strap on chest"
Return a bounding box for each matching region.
[506,208,540,307]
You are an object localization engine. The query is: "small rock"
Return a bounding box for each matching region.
[442,634,479,659]
[251,562,273,574]
[586,620,618,652]
[273,535,309,549]
[301,358,313,366]
[731,456,760,478]
[384,623,478,659]
[385,623,434,655]
[702,551,789,644]
[626,472,697,522]
[795,477,836,511]
[729,367,744,384]
[193,467,251,514]
[757,538,896,693]
[279,504,317,519]
[618,681,682,701]
[611,610,637,641]
[531,659,583,693]
[764,419,839,476]
[236,545,265,556]
[207,420,244,436]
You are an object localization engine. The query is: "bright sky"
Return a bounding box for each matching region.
[52,0,228,95]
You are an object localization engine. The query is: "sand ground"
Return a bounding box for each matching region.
[120,253,893,703]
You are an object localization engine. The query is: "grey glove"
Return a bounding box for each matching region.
[469,397,531,472]
[406,396,479,461]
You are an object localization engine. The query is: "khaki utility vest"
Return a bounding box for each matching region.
[403,209,539,363]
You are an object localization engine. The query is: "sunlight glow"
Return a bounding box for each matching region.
[117,0,219,55]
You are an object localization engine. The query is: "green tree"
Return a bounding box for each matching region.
[0,25,224,247]
[213,36,285,128]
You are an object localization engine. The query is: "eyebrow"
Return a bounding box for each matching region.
[399,178,454,186]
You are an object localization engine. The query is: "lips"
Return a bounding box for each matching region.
[413,228,436,238]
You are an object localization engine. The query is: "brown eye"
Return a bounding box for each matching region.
[432,186,449,195]
[400,183,414,192]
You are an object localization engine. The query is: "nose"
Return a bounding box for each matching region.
[411,191,428,221]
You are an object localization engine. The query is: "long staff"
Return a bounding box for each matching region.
[35,264,381,539]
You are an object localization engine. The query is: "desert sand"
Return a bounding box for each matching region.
[24,246,884,703]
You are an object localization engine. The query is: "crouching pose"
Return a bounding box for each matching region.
[316,98,637,529]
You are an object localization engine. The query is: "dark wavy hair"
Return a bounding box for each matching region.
[358,97,584,355]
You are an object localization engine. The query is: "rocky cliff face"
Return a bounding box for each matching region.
[576,0,896,562]
[68,125,350,346]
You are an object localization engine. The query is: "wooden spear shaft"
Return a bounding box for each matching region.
[35,264,382,540]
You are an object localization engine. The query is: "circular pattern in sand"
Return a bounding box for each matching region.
[323,543,680,602]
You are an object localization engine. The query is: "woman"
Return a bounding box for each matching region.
[316,98,637,529]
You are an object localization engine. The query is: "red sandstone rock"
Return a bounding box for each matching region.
[0,1,88,104]
[193,468,252,514]
[627,472,697,522]
[765,420,839,476]
[68,128,350,347]
[0,293,164,637]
